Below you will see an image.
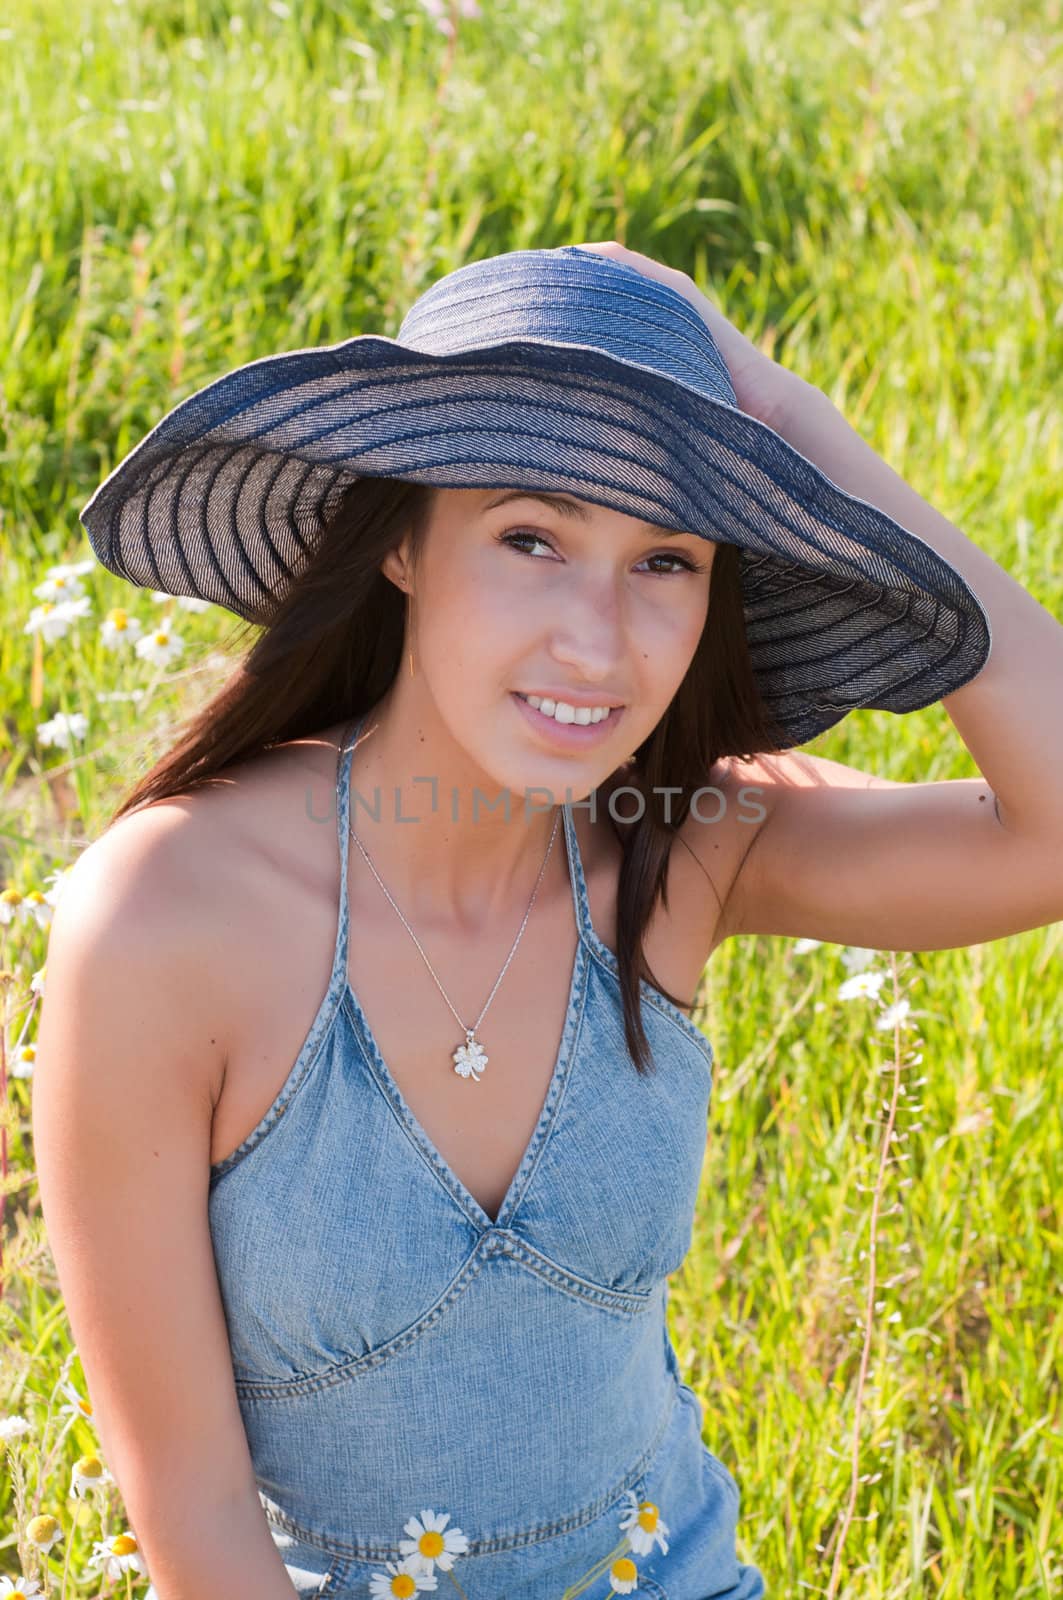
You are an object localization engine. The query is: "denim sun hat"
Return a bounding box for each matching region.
[80,244,991,747]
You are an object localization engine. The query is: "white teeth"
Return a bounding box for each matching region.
[523,694,616,725]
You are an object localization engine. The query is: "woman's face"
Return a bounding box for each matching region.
[381,485,715,803]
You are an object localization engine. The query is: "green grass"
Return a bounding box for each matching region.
[1,0,1060,1594]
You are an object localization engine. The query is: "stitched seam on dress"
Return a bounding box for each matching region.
[491,1229,654,1312]
[233,1238,495,1398]
[260,1383,679,1558]
[233,1229,652,1396]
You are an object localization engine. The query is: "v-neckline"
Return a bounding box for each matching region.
[336,713,590,1230]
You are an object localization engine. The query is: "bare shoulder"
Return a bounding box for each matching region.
[54,721,350,1102]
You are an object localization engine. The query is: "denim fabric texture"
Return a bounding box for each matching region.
[80,245,992,748]
[206,713,767,1598]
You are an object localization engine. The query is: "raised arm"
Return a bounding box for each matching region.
[31,811,299,1600]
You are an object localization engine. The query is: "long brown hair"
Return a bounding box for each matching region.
[105,476,789,1075]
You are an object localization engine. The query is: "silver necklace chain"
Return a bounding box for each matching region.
[347,806,561,1083]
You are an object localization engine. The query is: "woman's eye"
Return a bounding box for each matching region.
[500,529,555,558]
[642,552,699,575]
[499,529,699,575]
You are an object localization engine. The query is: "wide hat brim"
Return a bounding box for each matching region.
[80,319,991,749]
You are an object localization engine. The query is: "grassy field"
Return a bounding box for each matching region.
[1,0,1060,1594]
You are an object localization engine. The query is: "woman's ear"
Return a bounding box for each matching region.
[379,545,412,594]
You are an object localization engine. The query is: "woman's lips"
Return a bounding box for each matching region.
[511,691,625,747]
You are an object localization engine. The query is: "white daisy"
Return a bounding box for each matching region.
[23,1513,62,1554]
[840,946,876,973]
[399,1508,469,1574]
[0,1572,43,1596]
[57,1378,95,1427]
[368,1554,438,1596]
[37,711,89,749]
[0,888,23,926]
[837,970,886,1001]
[24,597,93,641]
[792,937,823,953]
[606,1553,641,1593]
[8,1043,35,1080]
[85,1531,146,1580]
[875,999,912,1030]
[18,890,53,931]
[617,1489,670,1555]
[135,627,185,668]
[99,607,144,650]
[33,569,88,603]
[0,1414,32,1443]
[69,1453,114,1499]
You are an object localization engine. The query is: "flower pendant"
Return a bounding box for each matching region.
[453,1030,488,1082]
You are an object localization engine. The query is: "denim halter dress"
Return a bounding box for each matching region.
[207,714,766,1600]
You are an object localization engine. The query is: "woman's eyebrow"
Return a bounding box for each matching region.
[481,489,688,537]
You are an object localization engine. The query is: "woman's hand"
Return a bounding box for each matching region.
[566,241,809,431]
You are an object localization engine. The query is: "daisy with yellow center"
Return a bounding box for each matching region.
[617,1490,670,1555]
[370,1492,670,1599]
[134,627,184,667]
[69,1454,113,1499]
[399,1509,470,1576]
[57,1378,94,1424]
[100,606,144,650]
[86,1530,145,1580]
[607,1554,640,1594]
[0,1572,43,1597]
[367,1556,438,1596]
[0,887,23,924]
[24,1514,62,1553]
[9,1043,35,1079]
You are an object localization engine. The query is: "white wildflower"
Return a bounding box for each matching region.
[33,566,90,603]
[135,627,185,668]
[399,1509,469,1575]
[837,970,886,1001]
[875,999,912,1030]
[617,1488,670,1555]
[368,1555,438,1595]
[85,1531,146,1580]
[24,596,93,641]
[37,711,89,749]
[9,1043,35,1079]
[69,1453,114,1499]
[99,607,144,649]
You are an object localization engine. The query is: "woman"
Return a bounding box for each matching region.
[32,243,1063,1600]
